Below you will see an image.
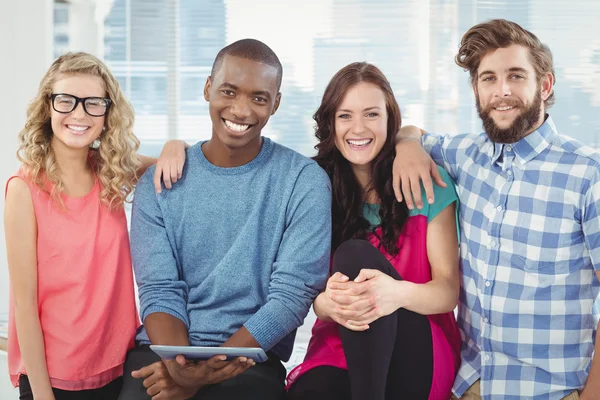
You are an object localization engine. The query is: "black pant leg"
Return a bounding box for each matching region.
[333,239,401,400]
[117,345,162,400]
[18,375,34,400]
[385,307,434,400]
[333,239,433,400]
[95,377,123,400]
[287,366,351,400]
[19,375,122,400]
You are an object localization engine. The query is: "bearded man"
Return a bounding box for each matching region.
[392,19,600,400]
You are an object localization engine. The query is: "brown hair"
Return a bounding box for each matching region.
[455,19,555,108]
[313,62,408,256]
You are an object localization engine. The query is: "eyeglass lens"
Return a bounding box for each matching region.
[53,94,108,116]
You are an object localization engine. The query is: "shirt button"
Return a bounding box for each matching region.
[485,355,491,361]
[506,145,512,152]
[496,206,503,212]
[490,241,496,248]
[507,170,513,176]
[484,317,489,323]
[485,281,491,287]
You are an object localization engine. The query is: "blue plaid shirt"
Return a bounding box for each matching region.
[423,116,600,399]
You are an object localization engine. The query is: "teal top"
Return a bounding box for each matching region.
[363,166,459,236]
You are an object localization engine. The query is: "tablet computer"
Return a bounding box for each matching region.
[149,345,269,363]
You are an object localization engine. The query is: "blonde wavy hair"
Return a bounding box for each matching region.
[17,52,141,209]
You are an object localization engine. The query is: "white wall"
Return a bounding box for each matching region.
[0,0,54,318]
[0,0,54,397]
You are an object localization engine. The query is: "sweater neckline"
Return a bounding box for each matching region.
[196,137,273,175]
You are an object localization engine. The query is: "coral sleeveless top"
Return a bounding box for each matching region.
[6,170,140,390]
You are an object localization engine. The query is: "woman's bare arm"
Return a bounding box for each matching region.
[5,178,55,400]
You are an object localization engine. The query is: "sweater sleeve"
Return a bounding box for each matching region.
[130,168,190,329]
[244,162,332,351]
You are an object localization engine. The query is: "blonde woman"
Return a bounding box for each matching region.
[4,52,183,400]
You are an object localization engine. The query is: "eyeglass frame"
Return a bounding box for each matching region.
[50,93,112,117]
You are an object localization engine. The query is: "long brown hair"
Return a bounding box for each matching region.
[313,62,408,256]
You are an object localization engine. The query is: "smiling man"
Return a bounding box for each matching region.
[392,20,600,400]
[118,39,332,400]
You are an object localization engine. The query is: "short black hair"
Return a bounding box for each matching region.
[211,39,283,90]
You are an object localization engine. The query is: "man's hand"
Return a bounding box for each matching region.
[132,361,199,400]
[164,354,255,389]
[393,136,445,209]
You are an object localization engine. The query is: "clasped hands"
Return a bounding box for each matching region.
[322,269,406,331]
[132,353,255,400]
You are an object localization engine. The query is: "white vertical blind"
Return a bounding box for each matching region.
[167,0,180,140]
[52,0,600,156]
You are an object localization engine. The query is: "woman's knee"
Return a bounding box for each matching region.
[332,239,395,279]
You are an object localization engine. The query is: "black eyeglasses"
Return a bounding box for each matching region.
[50,93,112,117]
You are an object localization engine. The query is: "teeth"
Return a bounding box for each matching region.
[347,139,372,146]
[224,119,250,132]
[67,125,89,131]
[495,106,514,111]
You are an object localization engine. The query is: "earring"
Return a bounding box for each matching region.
[91,126,106,149]
[90,139,101,149]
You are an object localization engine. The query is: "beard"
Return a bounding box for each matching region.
[476,90,543,144]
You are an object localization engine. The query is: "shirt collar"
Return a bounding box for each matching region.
[490,114,557,165]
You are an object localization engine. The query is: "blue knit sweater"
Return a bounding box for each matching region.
[130,138,332,361]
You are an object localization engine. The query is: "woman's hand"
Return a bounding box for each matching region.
[326,269,407,329]
[345,269,407,328]
[154,140,188,193]
[316,272,377,331]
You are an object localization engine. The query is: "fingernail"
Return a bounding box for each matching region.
[408,204,414,210]
[428,197,433,204]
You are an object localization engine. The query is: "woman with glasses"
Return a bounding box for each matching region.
[4,52,183,400]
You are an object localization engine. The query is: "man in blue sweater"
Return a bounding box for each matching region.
[118,39,332,400]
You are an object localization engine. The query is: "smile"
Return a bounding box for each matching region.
[493,106,515,111]
[347,138,373,147]
[223,118,253,133]
[66,124,90,134]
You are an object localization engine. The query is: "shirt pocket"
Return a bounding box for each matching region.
[513,228,581,275]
